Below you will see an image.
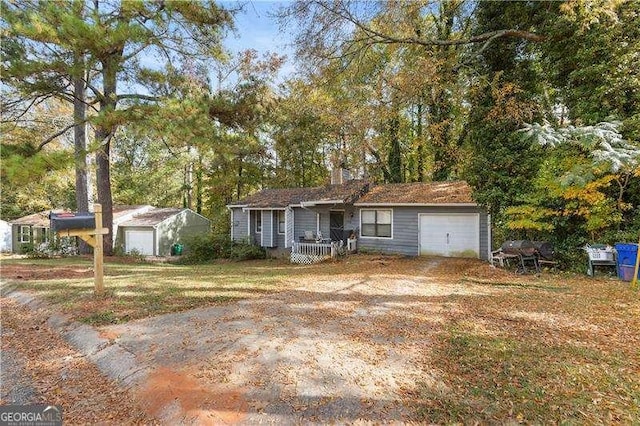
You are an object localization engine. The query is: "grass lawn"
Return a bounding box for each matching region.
[418,279,640,423]
[0,256,323,325]
[1,254,639,423]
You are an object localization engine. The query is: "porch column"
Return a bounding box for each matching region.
[285,206,294,248]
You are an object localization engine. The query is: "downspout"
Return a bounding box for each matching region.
[284,208,289,248]
[260,211,264,247]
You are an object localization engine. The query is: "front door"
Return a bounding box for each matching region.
[329,211,344,242]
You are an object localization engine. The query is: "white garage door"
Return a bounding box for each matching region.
[419,213,479,258]
[125,230,154,255]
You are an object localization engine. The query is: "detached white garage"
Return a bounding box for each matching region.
[117,208,211,256]
[124,230,155,255]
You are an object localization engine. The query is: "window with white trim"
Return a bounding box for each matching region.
[277,210,285,234]
[255,212,262,233]
[361,209,392,238]
[19,225,31,243]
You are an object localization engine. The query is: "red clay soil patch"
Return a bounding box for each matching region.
[1,264,93,281]
[138,366,248,424]
[0,297,156,424]
[349,255,520,282]
[98,329,121,341]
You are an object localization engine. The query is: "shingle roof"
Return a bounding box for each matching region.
[10,205,153,227]
[119,208,183,226]
[10,211,53,227]
[228,180,370,208]
[355,181,475,205]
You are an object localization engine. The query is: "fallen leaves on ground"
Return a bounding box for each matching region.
[2,255,639,424]
[0,297,157,425]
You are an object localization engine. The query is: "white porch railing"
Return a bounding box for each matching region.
[290,241,343,264]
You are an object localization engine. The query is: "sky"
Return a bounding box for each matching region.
[221,1,297,83]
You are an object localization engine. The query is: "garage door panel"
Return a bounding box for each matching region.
[419,214,479,258]
[125,230,154,255]
[419,216,447,255]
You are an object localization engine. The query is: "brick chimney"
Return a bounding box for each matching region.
[331,163,351,185]
[331,167,342,185]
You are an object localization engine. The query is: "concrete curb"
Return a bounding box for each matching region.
[4,290,153,391]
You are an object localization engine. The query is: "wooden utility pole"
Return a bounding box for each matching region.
[93,204,105,295]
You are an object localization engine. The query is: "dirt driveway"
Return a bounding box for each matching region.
[7,256,636,423]
[99,258,497,424]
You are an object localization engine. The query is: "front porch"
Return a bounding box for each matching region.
[290,239,357,264]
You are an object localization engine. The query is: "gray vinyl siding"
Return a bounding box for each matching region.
[231,208,249,243]
[343,206,357,233]
[242,209,280,247]
[155,210,210,256]
[261,210,272,247]
[293,208,317,242]
[356,206,489,260]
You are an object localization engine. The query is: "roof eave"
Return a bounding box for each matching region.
[300,199,344,207]
[241,206,286,211]
[354,202,478,207]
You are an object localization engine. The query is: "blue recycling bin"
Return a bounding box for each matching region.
[614,243,639,281]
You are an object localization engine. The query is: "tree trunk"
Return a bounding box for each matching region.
[196,155,203,214]
[387,114,403,183]
[95,128,113,255]
[72,0,90,254]
[236,155,244,200]
[416,102,424,182]
[74,55,90,254]
[184,163,193,209]
[95,57,118,256]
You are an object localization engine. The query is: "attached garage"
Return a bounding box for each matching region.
[419,213,479,257]
[354,181,491,260]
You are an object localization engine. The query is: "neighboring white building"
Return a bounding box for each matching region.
[0,220,12,252]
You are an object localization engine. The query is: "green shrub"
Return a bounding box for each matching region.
[179,233,232,264]
[229,241,266,261]
[125,249,147,263]
[178,233,265,263]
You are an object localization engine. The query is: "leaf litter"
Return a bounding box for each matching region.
[3,255,639,423]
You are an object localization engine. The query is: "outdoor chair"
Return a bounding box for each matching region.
[299,230,316,242]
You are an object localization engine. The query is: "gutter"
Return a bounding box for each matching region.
[240,207,286,212]
[353,202,479,207]
[300,199,344,208]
